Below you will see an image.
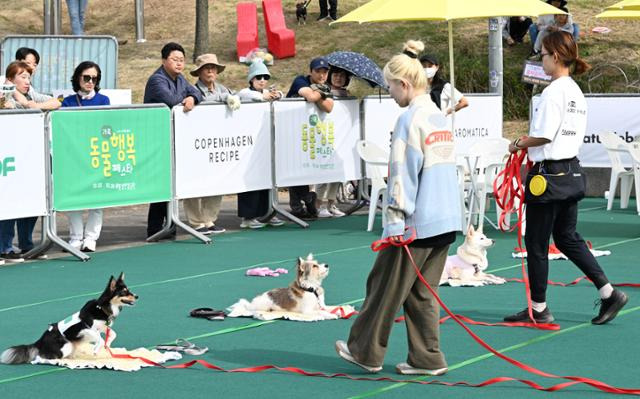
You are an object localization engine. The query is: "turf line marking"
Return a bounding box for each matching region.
[349,305,640,398]
[0,245,372,314]
[487,235,640,274]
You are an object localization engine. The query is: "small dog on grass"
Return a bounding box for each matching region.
[296,0,311,25]
[228,254,339,321]
[1,273,137,364]
[440,226,506,287]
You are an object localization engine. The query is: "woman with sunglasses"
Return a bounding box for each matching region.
[236,60,285,229]
[61,61,110,252]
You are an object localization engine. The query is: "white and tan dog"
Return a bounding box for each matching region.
[440,226,506,287]
[228,254,341,321]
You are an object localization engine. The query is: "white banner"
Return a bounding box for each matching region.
[0,111,47,220]
[174,102,273,198]
[52,89,132,105]
[363,94,503,157]
[531,95,640,167]
[274,99,362,187]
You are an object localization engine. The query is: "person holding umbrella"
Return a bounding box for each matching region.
[335,40,461,375]
[420,54,468,115]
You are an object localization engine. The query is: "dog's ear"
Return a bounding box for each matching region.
[476,225,483,234]
[306,253,314,261]
[117,272,125,282]
[106,276,116,292]
[467,225,475,236]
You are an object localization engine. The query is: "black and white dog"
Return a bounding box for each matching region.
[1,273,137,364]
[296,0,311,25]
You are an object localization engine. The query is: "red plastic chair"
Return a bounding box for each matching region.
[262,0,295,59]
[236,2,259,60]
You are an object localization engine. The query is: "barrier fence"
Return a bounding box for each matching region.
[1,95,506,260]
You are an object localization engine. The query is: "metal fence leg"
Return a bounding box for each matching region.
[169,199,211,244]
[22,215,53,260]
[268,188,308,228]
[45,212,90,261]
[146,201,175,242]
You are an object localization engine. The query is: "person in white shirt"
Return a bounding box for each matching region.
[419,54,468,115]
[504,31,628,326]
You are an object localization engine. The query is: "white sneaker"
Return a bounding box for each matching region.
[268,217,285,227]
[395,362,448,376]
[240,218,266,229]
[82,239,97,253]
[69,240,83,250]
[335,340,382,373]
[318,206,333,218]
[329,204,346,217]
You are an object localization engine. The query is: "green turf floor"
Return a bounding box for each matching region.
[0,198,638,398]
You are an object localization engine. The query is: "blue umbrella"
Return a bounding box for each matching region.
[325,51,387,89]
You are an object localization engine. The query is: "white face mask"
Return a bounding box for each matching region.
[424,67,437,79]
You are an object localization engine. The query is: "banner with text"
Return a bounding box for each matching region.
[50,106,172,211]
[363,94,503,156]
[174,102,273,198]
[0,111,47,220]
[531,95,640,167]
[274,99,362,187]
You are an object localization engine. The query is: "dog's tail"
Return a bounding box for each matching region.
[1,344,39,364]
[226,299,254,318]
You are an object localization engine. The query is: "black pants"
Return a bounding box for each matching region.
[507,17,532,42]
[237,190,270,219]
[147,201,168,237]
[288,185,316,214]
[318,0,337,18]
[525,200,609,303]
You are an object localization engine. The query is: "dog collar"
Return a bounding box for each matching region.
[301,286,319,298]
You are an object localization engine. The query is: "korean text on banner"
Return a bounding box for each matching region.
[173,102,273,198]
[50,106,172,211]
[0,111,47,220]
[363,95,503,158]
[274,99,362,187]
[531,95,640,167]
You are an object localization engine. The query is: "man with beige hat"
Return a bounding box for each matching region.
[181,54,237,235]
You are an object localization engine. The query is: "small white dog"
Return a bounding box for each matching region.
[228,254,340,321]
[440,226,506,287]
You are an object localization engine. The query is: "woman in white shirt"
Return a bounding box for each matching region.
[419,54,468,115]
[504,31,628,326]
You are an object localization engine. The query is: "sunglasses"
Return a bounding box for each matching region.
[254,74,270,81]
[82,75,99,84]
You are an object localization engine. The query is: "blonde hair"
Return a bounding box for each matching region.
[383,40,428,90]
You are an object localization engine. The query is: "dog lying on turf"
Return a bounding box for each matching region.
[228,254,341,321]
[440,226,506,287]
[1,273,137,364]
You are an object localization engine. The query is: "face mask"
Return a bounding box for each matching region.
[424,67,437,79]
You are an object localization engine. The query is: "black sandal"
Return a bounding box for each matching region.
[189,307,226,321]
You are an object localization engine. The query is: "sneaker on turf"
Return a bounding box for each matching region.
[268,217,285,227]
[395,362,448,376]
[329,204,345,217]
[318,206,333,218]
[240,218,266,229]
[0,251,24,263]
[503,307,554,323]
[592,289,628,325]
[81,239,97,253]
[335,340,382,373]
[207,225,226,234]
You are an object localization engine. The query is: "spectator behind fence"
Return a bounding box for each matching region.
[315,66,349,218]
[419,54,468,115]
[529,0,579,57]
[236,60,286,229]
[285,57,334,220]
[0,61,60,263]
[65,0,89,35]
[143,42,203,239]
[60,61,110,252]
[533,7,574,55]
[184,53,235,236]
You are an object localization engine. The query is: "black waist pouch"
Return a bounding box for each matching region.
[524,157,586,204]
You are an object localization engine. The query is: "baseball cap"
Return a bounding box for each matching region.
[310,57,329,71]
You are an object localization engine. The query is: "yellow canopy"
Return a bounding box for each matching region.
[597,9,640,18]
[334,0,565,24]
[605,0,640,11]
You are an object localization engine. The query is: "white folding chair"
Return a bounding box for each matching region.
[356,140,389,231]
[600,132,634,211]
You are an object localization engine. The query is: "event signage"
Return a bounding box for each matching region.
[0,111,47,220]
[173,102,273,198]
[273,99,362,187]
[531,95,640,167]
[362,94,503,159]
[522,60,552,86]
[50,106,172,211]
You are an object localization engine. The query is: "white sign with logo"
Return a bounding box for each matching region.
[531,95,640,167]
[173,102,273,198]
[274,99,362,187]
[0,112,47,220]
[363,94,503,157]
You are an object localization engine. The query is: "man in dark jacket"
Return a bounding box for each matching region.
[143,42,202,238]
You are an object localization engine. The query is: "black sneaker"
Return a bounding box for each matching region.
[195,226,213,235]
[207,225,226,235]
[504,307,554,323]
[0,251,25,263]
[592,289,628,325]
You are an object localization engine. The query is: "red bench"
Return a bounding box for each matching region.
[262,0,295,59]
[236,2,259,60]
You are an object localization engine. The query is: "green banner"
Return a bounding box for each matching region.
[51,106,171,211]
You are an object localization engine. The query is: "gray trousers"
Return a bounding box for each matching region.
[347,244,449,369]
